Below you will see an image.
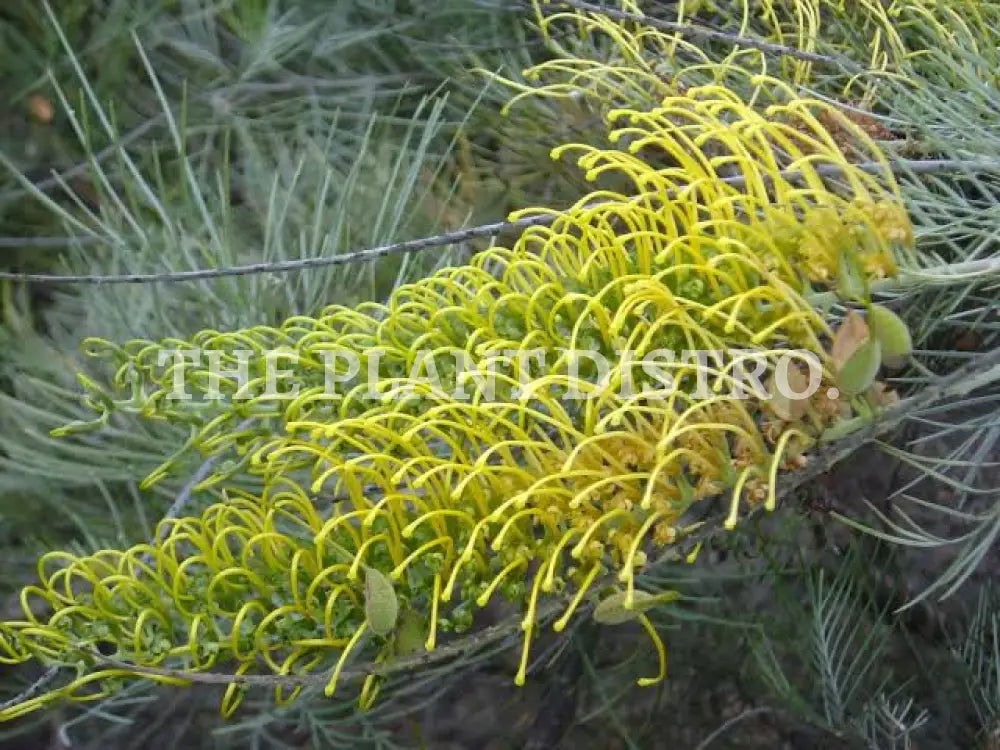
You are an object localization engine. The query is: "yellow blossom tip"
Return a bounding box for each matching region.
[685,542,702,565]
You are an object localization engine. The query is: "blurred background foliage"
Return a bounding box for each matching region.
[0,1,999,747]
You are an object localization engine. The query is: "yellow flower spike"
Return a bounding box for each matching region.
[220,661,254,718]
[313,511,372,566]
[685,542,702,565]
[521,565,548,633]
[571,509,630,560]
[766,428,812,512]
[635,613,667,687]
[230,601,269,661]
[321,586,359,641]
[388,537,454,582]
[347,534,393,581]
[726,465,764,531]
[476,559,527,607]
[618,511,668,605]
[359,672,381,711]
[401,509,477,539]
[303,563,351,609]
[491,508,555,552]
[0,690,65,722]
[553,563,603,633]
[542,529,579,592]
[324,619,369,698]
[514,622,534,687]
[423,573,442,652]
[274,649,324,706]
[186,615,217,670]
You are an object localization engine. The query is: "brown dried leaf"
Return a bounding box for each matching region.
[867,381,900,407]
[766,365,811,422]
[831,310,870,370]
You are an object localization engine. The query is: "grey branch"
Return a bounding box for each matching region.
[0,666,61,711]
[2,158,998,284]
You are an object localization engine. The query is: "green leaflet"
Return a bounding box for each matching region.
[593,590,679,625]
[869,304,913,369]
[365,567,400,636]
[837,339,882,397]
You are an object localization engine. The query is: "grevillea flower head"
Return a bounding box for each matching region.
[513,0,990,104]
[1,36,917,721]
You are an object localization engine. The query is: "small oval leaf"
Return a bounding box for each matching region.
[869,305,912,369]
[364,567,399,636]
[836,338,882,397]
[593,590,677,625]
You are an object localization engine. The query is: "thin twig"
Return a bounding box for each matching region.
[0,216,549,283]
[546,0,863,70]
[694,706,777,750]
[0,666,61,710]
[2,157,998,283]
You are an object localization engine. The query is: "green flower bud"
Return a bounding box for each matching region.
[836,339,882,397]
[869,304,912,369]
[364,567,399,636]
